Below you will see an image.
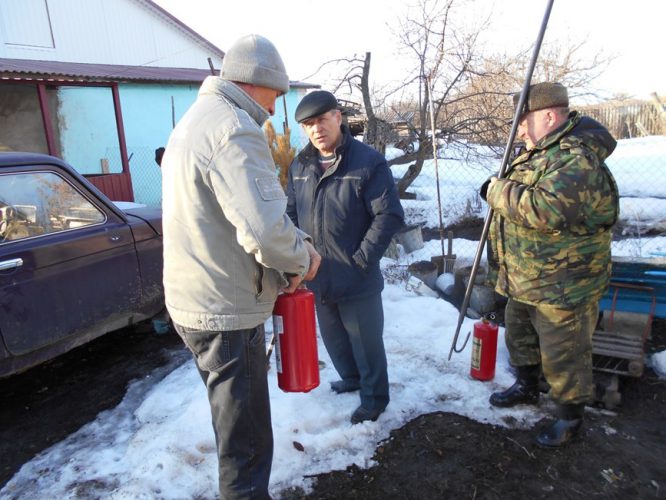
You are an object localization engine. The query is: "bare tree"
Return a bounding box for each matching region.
[448,40,614,148]
[386,0,487,196]
[304,52,392,154]
[299,0,613,196]
[385,0,615,196]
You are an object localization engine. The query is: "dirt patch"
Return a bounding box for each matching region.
[288,320,666,500]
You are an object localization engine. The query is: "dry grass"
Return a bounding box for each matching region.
[264,121,296,189]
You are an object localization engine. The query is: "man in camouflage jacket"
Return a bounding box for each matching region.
[482,82,619,447]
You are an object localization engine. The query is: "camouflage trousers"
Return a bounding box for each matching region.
[504,298,599,405]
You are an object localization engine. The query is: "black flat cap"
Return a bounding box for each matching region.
[513,82,569,115]
[295,90,338,123]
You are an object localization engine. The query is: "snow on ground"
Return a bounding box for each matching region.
[606,136,666,199]
[650,350,666,378]
[112,201,147,210]
[1,270,545,499]
[3,249,665,498]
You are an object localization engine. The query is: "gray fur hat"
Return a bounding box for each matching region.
[220,34,289,95]
[513,82,569,114]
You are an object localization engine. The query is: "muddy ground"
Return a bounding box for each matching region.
[1,320,665,499]
[0,322,185,488]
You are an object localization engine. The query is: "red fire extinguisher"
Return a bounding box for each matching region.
[272,288,320,392]
[470,318,499,381]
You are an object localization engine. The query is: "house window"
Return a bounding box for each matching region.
[0,0,55,49]
[0,171,105,243]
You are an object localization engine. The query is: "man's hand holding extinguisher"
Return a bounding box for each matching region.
[283,241,321,293]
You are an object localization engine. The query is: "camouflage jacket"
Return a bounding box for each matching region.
[486,112,620,307]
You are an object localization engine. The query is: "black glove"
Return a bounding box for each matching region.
[479,178,491,201]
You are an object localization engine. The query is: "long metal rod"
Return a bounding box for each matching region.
[427,77,446,258]
[448,0,555,360]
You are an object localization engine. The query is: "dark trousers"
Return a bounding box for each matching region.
[315,293,389,411]
[175,323,273,500]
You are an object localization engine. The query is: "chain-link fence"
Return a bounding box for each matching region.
[389,134,666,276]
[125,129,666,268]
[125,146,165,208]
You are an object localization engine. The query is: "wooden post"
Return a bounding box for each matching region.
[650,92,666,135]
[445,230,456,273]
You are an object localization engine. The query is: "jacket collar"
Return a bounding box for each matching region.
[199,76,270,126]
[513,110,616,165]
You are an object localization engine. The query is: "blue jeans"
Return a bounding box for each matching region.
[315,293,389,411]
[175,323,273,500]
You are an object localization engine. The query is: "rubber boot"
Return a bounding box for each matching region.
[536,403,584,448]
[489,364,540,408]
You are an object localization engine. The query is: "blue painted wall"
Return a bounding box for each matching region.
[272,88,310,151]
[57,86,121,175]
[119,83,199,207]
[57,81,311,207]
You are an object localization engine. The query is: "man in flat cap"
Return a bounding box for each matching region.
[286,90,404,424]
[162,34,320,499]
[481,82,619,447]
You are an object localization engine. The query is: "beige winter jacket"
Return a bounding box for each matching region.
[162,77,310,331]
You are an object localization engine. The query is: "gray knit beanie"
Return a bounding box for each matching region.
[220,34,289,95]
[513,82,569,114]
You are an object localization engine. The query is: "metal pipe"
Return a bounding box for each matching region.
[427,77,446,259]
[448,0,556,360]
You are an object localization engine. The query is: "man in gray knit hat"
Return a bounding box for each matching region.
[482,81,619,448]
[162,34,320,499]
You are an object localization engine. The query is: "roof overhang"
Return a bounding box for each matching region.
[0,58,214,84]
[1,58,322,89]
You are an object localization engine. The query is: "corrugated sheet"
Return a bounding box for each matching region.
[0,57,212,82]
[0,57,320,88]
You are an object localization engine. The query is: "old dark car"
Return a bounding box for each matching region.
[0,152,164,377]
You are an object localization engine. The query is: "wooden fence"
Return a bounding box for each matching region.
[580,99,666,139]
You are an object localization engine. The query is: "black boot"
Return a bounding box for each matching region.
[489,364,540,408]
[536,403,584,448]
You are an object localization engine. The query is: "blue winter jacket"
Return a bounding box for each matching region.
[286,125,404,303]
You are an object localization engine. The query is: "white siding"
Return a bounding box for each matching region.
[0,0,55,49]
[0,0,222,69]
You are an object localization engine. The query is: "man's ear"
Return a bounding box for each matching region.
[545,108,560,126]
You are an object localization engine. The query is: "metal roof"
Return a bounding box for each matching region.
[0,58,213,83]
[0,58,320,88]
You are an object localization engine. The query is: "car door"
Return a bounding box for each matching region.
[0,166,141,356]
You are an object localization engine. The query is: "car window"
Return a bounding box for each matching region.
[0,171,105,243]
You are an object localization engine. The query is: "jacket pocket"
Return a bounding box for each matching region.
[255,265,280,305]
